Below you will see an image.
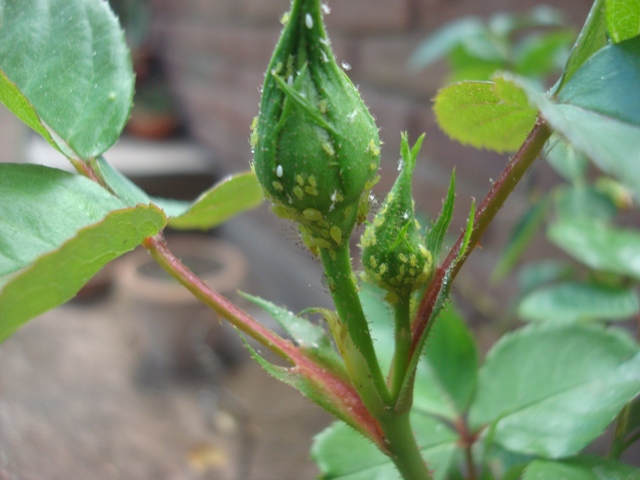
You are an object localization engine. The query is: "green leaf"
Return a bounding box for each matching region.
[239,292,343,370]
[524,457,640,480]
[567,456,640,480]
[557,106,640,197]
[530,94,640,199]
[149,197,192,218]
[555,0,607,92]
[517,259,574,295]
[312,417,458,480]
[93,156,150,206]
[0,164,166,340]
[548,219,640,281]
[525,38,640,199]
[167,172,264,230]
[409,17,484,70]
[518,282,640,323]
[554,184,618,222]
[523,460,597,480]
[545,135,589,182]
[413,306,478,419]
[426,171,456,262]
[358,280,395,371]
[558,37,640,126]
[513,30,575,79]
[491,196,550,282]
[448,45,506,82]
[433,76,538,153]
[0,0,134,160]
[606,0,640,43]
[469,323,640,458]
[456,199,476,264]
[0,164,123,278]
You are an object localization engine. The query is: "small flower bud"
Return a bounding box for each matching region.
[253,0,381,253]
[361,133,433,298]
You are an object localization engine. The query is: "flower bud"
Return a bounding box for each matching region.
[252,0,381,254]
[361,134,433,298]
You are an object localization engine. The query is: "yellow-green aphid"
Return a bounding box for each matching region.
[360,133,433,298]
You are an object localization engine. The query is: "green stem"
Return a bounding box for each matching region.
[390,293,412,403]
[320,245,390,415]
[380,411,434,480]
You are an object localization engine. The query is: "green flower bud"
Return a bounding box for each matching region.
[361,133,433,299]
[252,0,381,254]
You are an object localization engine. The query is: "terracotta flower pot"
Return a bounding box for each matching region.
[116,235,247,381]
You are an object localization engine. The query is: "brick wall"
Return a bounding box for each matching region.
[154,0,593,310]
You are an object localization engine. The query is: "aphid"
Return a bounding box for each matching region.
[303,208,323,222]
[305,13,313,29]
[330,226,342,245]
[276,164,283,178]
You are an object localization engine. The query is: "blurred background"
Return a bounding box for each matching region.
[0,1,598,479]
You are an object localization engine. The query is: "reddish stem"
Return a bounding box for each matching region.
[143,234,386,448]
[411,116,552,356]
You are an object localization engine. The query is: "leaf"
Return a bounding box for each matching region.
[558,37,640,126]
[524,38,640,199]
[358,280,395,371]
[0,164,166,340]
[518,282,640,323]
[92,156,150,206]
[491,196,550,282]
[433,76,538,153]
[545,135,589,182]
[239,292,343,370]
[523,460,597,480]
[517,259,574,295]
[0,164,122,278]
[426,170,456,262]
[606,0,640,43]
[0,0,134,160]
[548,219,640,281]
[167,172,264,230]
[409,17,484,70]
[540,102,640,199]
[513,30,575,79]
[524,457,640,480]
[456,199,475,264]
[469,323,640,458]
[312,417,458,480]
[554,184,618,222]
[555,0,607,92]
[518,69,640,197]
[413,306,479,419]
[149,197,192,218]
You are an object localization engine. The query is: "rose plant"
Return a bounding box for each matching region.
[1,0,640,478]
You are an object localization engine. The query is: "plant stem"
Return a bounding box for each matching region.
[145,233,388,447]
[320,245,390,415]
[411,116,552,356]
[380,411,434,480]
[390,293,412,403]
[144,234,292,359]
[457,418,478,480]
